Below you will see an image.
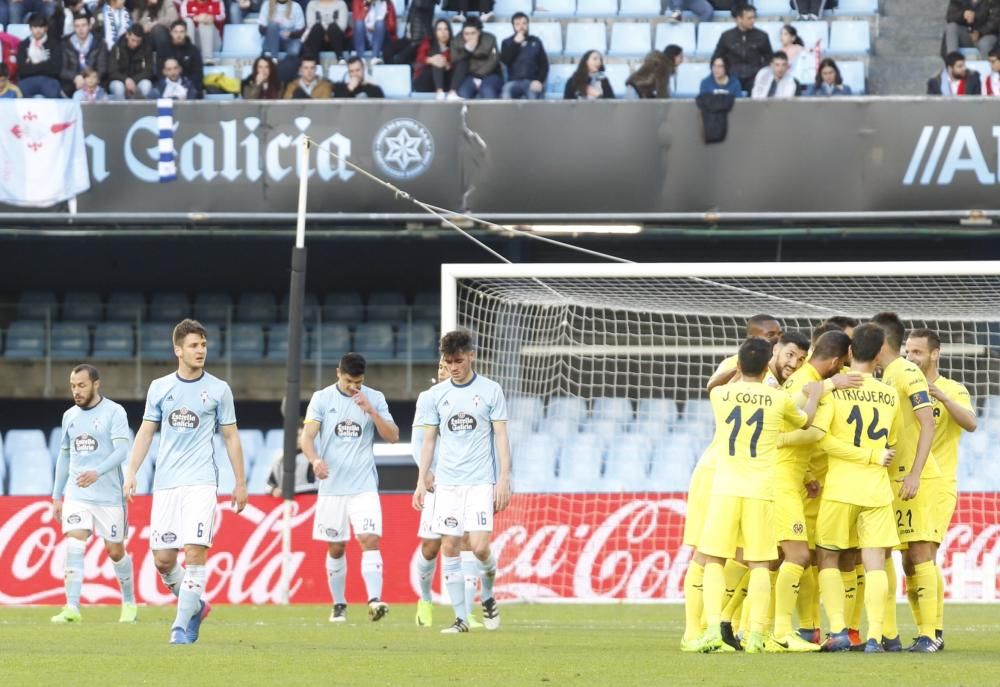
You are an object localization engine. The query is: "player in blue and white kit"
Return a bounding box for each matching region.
[50,364,137,624]
[123,319,248,645]
[413,330,512,634]
[301,352,399,623]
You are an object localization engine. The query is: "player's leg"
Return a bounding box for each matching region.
[435,485,471,633]
[415,492,440,626]
[693,495,741,652]
[856,503,899,653]
[460,536,483,628]
[848,550,866,644]
[882,549,901,650]
[771,540,817,650]
[838,549,859,646]
[51,513,89,623]
[151,487,185,598]
[739,498,778,654]
[798,491,822,644]
[932,487,956,649]
[681,461,713,647]
[465,484,498,630]
[350,492,387,621]
[170,485,216,644]
[814,500,853,651]
[94,503,137,622]
[314,494,350,621]
[895,485,940,651]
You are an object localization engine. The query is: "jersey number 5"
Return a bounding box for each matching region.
[725,406,764,458]
[845,405,889,447]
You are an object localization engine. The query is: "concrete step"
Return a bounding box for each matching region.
[882,0,942,18]
[869,55,942,95]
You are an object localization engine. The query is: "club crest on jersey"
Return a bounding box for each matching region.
[324,527,339,538]
[335,420,362,439]
[472,395,481,407]
[168,407,200,431]
[73,433,98,453]
[447,412,477,433]
[92,418,103,431]
[161,531,178,544]
[443,516,459,528]
[66,514,82,525]
[200,390,210,406]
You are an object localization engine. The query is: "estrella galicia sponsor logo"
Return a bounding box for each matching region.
[447,412,477,433]
[73,433,99,453]
[443,516,459,529]
[161,531,178,544]
[168,407,200,431]
[372,118,434,180]
[67,514,82,525]
[903,125,1000,186]
[335,420,362,439]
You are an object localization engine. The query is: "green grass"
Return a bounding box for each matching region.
[1,604,996,686]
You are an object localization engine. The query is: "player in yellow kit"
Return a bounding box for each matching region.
[693,338,822,654]
[871,312,940,652]
[813,323,902,653]
[905,328,978,650]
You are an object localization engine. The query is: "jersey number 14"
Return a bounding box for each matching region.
[845,405,889,447]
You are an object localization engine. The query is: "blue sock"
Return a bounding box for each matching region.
[461,551,478,612]
[442,555,467,622]
[65,538,85,609]
[172,565,205,631]
[113,555,135,604]
[416,553,436,602]
[478,553,497,602]
[361,550,383,602]
[326,555,346,604]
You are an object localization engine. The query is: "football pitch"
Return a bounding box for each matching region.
[2,604,997,686]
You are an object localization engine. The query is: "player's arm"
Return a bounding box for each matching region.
[799,381,824,428]
[930,383,977,432]
[77,437,130,488]
[52,444,70,522]
[493,421,512,513]
[820,432,894,466]
[413,425,437,510]
[220,423,248,513]
[777,426,824,447]
[706,366,738,392]
[123,419,158,501]
[365,394,400,444]
[300,420,328,480]
[899,405,936,500]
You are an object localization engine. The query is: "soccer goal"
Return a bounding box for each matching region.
[440,261,1000,603]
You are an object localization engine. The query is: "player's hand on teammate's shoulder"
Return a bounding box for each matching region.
[831,372,864,390]
[804,380,824,397]
[75,470,99,488]
[232,482,248,513]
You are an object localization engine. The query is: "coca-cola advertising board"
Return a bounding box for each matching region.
[0,494,996,605]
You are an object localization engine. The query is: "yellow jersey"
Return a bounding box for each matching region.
[776,362,826,491]
[929,374,973,489]
[709,381,808,500]
[880,357,941,480]
[814,374,901,507]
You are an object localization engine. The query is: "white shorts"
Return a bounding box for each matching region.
[62,499,127,543]
[433,484,494,537]
[313,492,383,542]
[418,491,440,540]
[150,485,218,550]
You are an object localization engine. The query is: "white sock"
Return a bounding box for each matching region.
[326,555,347,605]
[416,553,436,602]
[113,555,135,604]
[442,555,467,622]
[172,565,205,631]
[478,553,497,602]
[65,538,86,609]
[159,562,184,598]
[461,550,479,613]
[361,550,384,602]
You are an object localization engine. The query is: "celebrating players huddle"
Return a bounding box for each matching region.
[682,313,977,654]
[48,320,511,642]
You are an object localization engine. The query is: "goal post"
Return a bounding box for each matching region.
[440,261,1000,603]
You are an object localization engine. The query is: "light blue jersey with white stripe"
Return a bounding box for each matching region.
[143,371,236,490]
[59,398,130,506]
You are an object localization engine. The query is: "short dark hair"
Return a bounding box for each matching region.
[746,313,778,334]
[73,9,91,22]
[871,312,905,350]
[733,2,756,18]
[990,47,1000,60]
[712,54,731,75]
[440,329,475,357]
[29,13,49,27]
[511,11,528,23]
[170,18,186,30]
[945,51,965,68]
[339,352,367,377]
[811,330,852,361]
[907,328,941,352]
[811,321,842,345]
[738,337,772,376]
[825,315,858,330]
[850,323,885,363]
[71,364,100,381]
[126,23,145,37]
[463,16,483,31]
[346,55,363,67]
[778,331,810,353]
[172,318,208,346]
[773,50,789,63]
[663,44,683,61]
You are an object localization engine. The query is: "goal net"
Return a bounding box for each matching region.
[441,262,1000,603]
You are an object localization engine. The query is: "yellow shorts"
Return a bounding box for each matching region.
[816,499,900,551]
[892,476,942,545]
[682,462,715,548]
[698,494,777,563]
[774,488,808,544]
[803,486,822,549]
[933,487,958,542]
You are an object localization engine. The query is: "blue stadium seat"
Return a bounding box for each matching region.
[591,397,634,427]
[649,432,698,490]
[482,22,510,43]
[50,322,90,360]
[756,21,783,51]
[547,395,587,421]
[5,321,46,359]
[239,429,265,467]
[149,292,189,322]
[324,292,364,322]
[604,435,653,491]
[310,323,352,362]
[93,323,135,359]
[674,62,710,97]
[556,435,605,491]
[838,60,866,93]
[493,0,532,15]
[655,22,696,55]
[212,434,240,495]
[636,397,680,435]
[401,321,439,361]
[5,23,31,41]
[828,20,871,55]
[564,22,607,56]
[792,20,828,52]
[225,323,264,360]
[546,417,579,439]
[237,292,277,323]
[366,291,408,321]
[608,22,651,57]
[371,64,412,98]
[618,0,661,17]
[138,323,174,360]
[219,23,262,59]
[194,292,233,324]
[513,433,560,492]
[544,63,576,97]
[604,62,630,97]
[62,291,103,322]
[107,291,145,322]
[533,0,576,19]
[266,326,307,361]
[48,426,63,465]
[248,448,278,494]
[679,398,713,441]
[695,21,728,57]
[328,64,348,83]
[6,429,47,465]
[507,418,534,443]
[16,291,57,320]
[574,0,616,17]
[531,21,563,55]
[8,449,54,495]
[279,292,321,327]
[203,92,236,102]
[834,0,878,15]
[753,0,789,16]
[355,323,395,361]
[508,395,544,431]
[412,291,440,321]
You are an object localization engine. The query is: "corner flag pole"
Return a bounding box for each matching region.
[279,136,310,604]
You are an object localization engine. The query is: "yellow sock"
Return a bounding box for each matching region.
[739,584,752,633]
[864,569,888,642]
[883,561,899,640]
[748,567,771,634]
[721,570,750,623]
[796,565,818,629]
[906,574,923,629]
[850,563,865,631]
[766,569,778,633]
[936,565,945,635]
[914,561,939,639]
[703,562,725,626]
[683,561,706,641]
[774,562,804,639]
[722,560,749,607]
[818,567,846,632]
[841,569,857,632]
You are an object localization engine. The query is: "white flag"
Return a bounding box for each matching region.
[0,100,90,207]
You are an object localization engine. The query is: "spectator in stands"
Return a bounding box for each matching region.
[303,0,348,63]
[61,11,108,97]
[0,63,23,97]
[132,0,179,56]
[666,0,714,23]
[982,46,1000,93]
[259,0,305,59]
[158,19,203,97]
[412,18,452,98]
[624,50,672,99]
[712,3,772,93]
[564,49,614,100]
[16,13,63,97]
[9,0,56,26]
[944,0,1000,57]
[792,0,827,20]
[664,43,684,94]
[266,426,318,498]
[699,54,743,95]
[241,54,281,97]
[448,17,502,99]
[281,54,332,97]
[500,12,548,100]
[71,64,106,98]
[927,50,982,95]
[406,0,437,44]
[108,24,154,99]
[52,0,87,38]
[445,0,493,24]
[0,0,7,26]
[332,54,385,96]
[181,0,225,64]
[97,0,131,50]
[229,0,259,25]
[156,54,197,98]
[803,56,851,95]
[779,24,803,64]
[351,0,397,65]
[751,50,797,98]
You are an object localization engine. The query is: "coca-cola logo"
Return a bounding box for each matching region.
[168,408,199,431]
[335,420,361,439]
[447,413,477,433]
[73,434,98,453]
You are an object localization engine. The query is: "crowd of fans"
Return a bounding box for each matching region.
[931,0,1000,96]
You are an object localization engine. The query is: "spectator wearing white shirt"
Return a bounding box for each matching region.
[156,55,196,98]
[751,51,798,98]
[983,47,1000,94]
[259,0,305,59]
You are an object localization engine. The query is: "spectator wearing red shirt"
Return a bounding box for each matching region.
[412,18,452,98]
[927,50,982,95]
[181,0,225,63]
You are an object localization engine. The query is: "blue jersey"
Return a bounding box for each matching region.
[59,398,130,506]
[412,389,439,473]
[306,384,394,496]
[417,373,507,486]
[143,371,237,491]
